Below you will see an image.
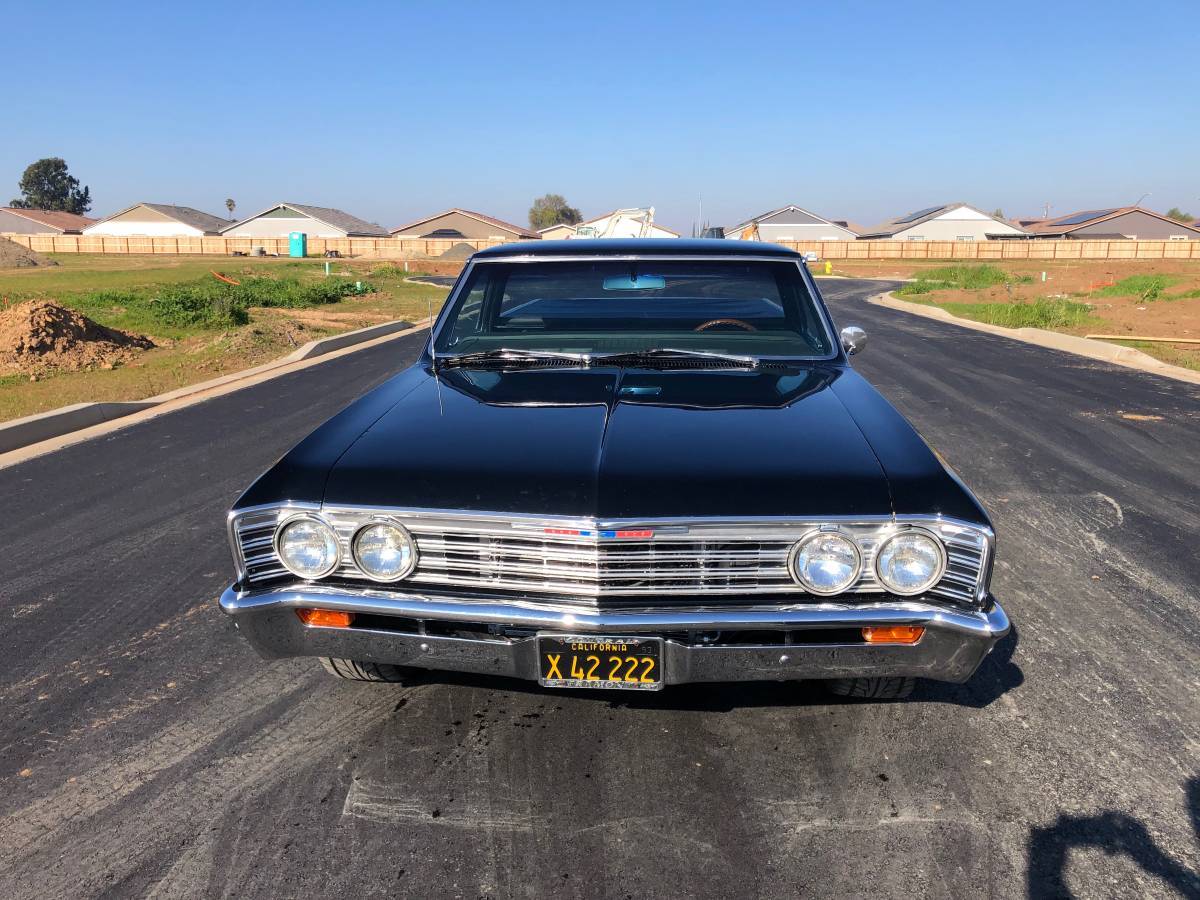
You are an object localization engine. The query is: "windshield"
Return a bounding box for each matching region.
[433,259,835,359]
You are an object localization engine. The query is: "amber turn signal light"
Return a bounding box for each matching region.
[862,625,924,644]
[296,608,355,628]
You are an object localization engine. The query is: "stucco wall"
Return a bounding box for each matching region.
[889,208,1025,241]
[0,210,53,234]
[1069,211,1200,239]
[85,206,207,237]
[757,222,857,241]
[392,211,522,239]
[223,215,348,238]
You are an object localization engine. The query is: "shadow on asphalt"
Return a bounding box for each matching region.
[916,622,1024,709]
[387,622,1024,712]
[1025,776,1200,899]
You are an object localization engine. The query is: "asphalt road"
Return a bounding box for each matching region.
[2,280,1198,899]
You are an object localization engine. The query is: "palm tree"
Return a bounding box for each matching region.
[225,198,236,219]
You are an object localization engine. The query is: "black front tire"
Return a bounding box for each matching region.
[319,658,410,683]
[824,676,916,699]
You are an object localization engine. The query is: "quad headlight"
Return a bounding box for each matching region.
[875,530,945,595]
[790,531,862,595]
[352,521,417,582]
[275,516,341,579]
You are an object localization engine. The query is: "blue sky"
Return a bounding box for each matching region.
[5,0,1198,233]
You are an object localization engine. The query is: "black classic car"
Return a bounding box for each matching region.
[220,239,1009,698]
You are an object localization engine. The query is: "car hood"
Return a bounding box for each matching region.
[317,365,898,519]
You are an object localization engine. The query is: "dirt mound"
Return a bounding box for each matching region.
[0,237,56,268]
[0,301,154,374]
[438,242,478,260]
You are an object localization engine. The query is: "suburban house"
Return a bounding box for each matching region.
[1015,207,1200,240]
[725,205,858,242]
[221,203,388,238]
[859,203,1027,241]
[575,210,679,239]
[0,207,96,234]
[537,223,579,240]
[391,208,539,241]
[83,203,230,237]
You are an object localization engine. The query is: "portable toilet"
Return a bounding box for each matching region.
[288,231,308,258]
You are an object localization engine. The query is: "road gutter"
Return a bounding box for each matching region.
[870,292,1200,386]
[0,318,432,469]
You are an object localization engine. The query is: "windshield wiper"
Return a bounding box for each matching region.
[435,348,592,369]
[592,348,758,368]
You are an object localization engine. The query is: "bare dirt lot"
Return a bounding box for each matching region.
[824,260,1200,371]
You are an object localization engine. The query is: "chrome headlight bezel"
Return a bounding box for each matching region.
[351,518,419,582]
[273,513,342,580]
[874,528,947,596]
[788,529,863,596]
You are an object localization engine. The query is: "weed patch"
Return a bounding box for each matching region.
[1093,275,1178,301]
[898,265,1032,295]
[932,297,1095,329]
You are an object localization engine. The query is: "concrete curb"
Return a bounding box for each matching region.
[0,318,417,456]
[870,292,1200,386]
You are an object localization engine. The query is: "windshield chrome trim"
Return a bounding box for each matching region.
[427,256,842,365]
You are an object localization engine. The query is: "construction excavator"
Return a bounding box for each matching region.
[571,207,657,238]
[730,220,760,241]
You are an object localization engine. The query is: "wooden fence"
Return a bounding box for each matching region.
[0,234,506,257]
[4,233,1200,261]
[779,239,1200,261]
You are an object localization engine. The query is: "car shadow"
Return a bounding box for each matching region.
[1025,776,1200,899]
[912,621,1023,708]
[388,621,1023,712]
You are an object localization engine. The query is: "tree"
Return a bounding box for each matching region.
[225,198,237,218]
[10,157,91,213]
[1166,207,1194,223]
[992,208,1006,220]
[528,194,582,230]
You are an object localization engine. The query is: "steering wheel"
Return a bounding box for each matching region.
[694,318,757,332]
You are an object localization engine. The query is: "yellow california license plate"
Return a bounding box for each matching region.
[537,635,664,691]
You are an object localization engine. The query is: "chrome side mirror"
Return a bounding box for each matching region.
[840,325,868,356]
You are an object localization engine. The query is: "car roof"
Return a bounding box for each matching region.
[471,238,803,259]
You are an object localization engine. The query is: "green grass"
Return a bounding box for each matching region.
[1092,274,1179,301]
[923,297,1097,329]
[25,275,375,333]
[1,256,378,335]
[0,254,453,423]
[898,265,1033,295]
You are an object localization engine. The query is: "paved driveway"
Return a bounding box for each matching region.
[1,280,1197,898]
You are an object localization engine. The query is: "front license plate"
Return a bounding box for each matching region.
[537,635,664,691]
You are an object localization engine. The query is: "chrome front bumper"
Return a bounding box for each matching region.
[218,584,1010,686]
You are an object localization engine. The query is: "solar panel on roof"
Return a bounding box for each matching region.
[1054,209,1118,226]
[895,205,945,224]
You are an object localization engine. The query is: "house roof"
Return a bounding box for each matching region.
[0,207,97,233]
[1021,206,1200,236]
[87,203,231,233]
[859,203,1025,238]
[223,203,389,237]
[537,223,577,234]
[725,205,853,234]
[390,208,539,239]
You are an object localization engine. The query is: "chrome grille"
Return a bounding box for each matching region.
[230,507,991,607]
